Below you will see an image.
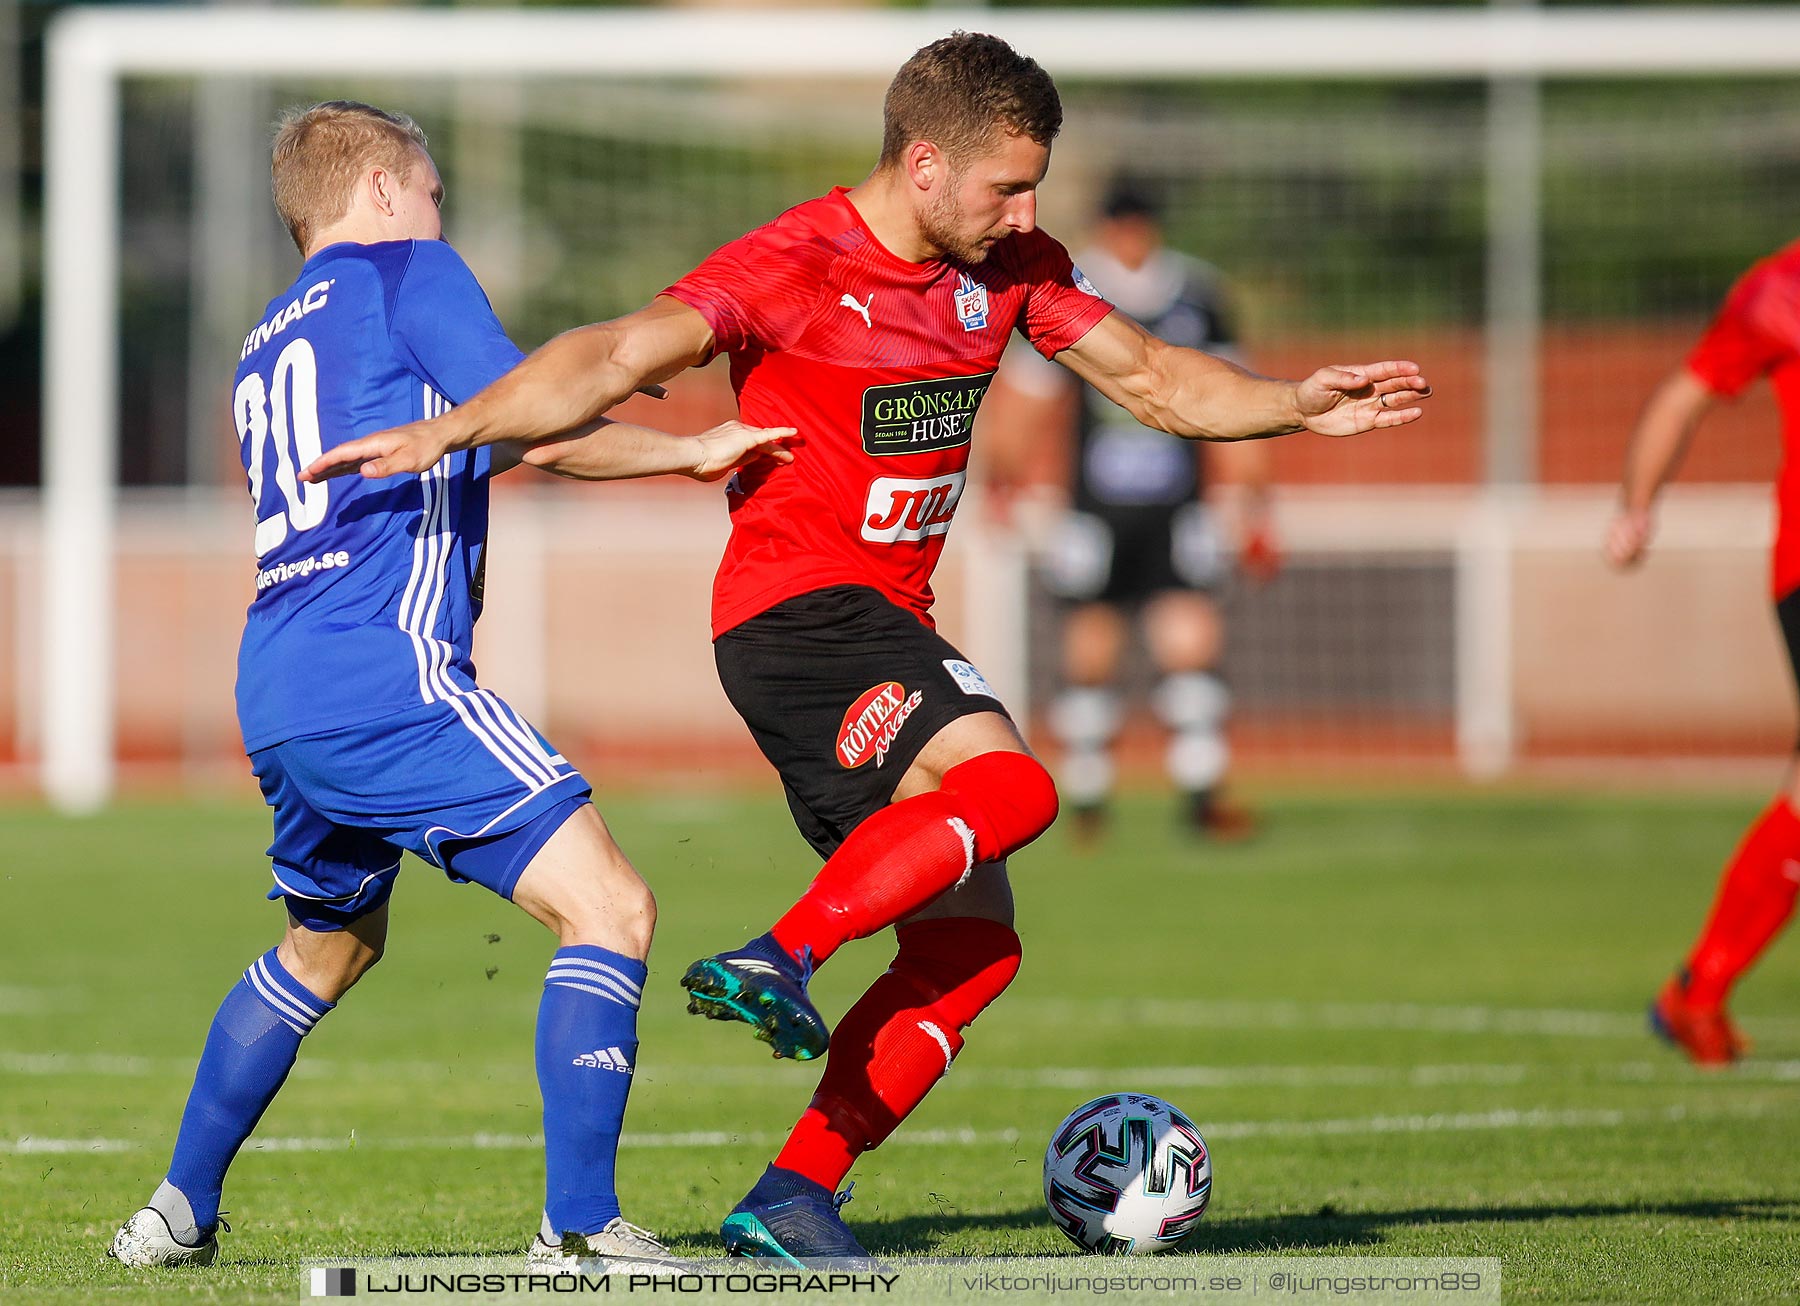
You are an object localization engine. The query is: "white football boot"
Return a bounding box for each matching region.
[108,1195,223,1268]
[526,1215,691,1277]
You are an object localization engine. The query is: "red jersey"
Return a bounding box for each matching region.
[664,188,1114,637]
[1686,238,1800,597]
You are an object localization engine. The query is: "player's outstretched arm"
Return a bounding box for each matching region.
[516,420,796,483]
[1605,367,1719,570]
[1053,312,1431,442]
[302,297,716,482]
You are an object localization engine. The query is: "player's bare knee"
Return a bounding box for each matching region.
[572,878,655,956]
[529,863,656,957]
[277,919,384,1004]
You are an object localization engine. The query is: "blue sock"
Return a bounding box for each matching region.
[538,945,647,1238]
[160,949,334,1236]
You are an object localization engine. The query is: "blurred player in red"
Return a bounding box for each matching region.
[985,181,1277,842]
[310,33,1431,1259]
[1607,239,1800,1065]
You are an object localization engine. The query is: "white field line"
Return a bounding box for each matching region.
[12,996,1800,1040]
[3,1101,1779,1158]
[0,985,59,1013]
[1009,998,1800,1039]
[8,1051,1800,1089]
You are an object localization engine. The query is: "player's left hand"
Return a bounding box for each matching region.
[1294,361,1431,438]
[304,420,451,482]
[689,421,798,482]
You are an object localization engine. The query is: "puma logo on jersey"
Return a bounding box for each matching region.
[838,293,873,329]
[862,472,966,543]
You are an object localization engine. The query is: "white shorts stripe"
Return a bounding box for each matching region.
[457,689,558,787]
[479,690,563,783]
[441,694,539,788]
[492,693,565,778]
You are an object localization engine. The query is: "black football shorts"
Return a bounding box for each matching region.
[1043,504,1227,606]
[714,585,1010,859]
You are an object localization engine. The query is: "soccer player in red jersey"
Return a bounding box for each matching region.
[1607,239,1800,1066]
[309,34,1431,1259]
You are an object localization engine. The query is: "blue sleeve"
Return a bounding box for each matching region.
[387,240,527,405]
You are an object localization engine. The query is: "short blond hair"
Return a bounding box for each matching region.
[271,100,429,252]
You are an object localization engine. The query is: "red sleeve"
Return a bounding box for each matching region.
[662,228,818,358]
[1010,230,1115,359]
[1687,263,1793,398]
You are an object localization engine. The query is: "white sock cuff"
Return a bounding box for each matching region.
[149,1179,201,1242]
[1168,731,1229,792]
[1153,672,1230,732]
[1061,749,1115,807]
[1050,688,1123,749]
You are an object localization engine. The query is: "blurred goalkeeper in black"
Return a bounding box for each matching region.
[985,181,1276,840]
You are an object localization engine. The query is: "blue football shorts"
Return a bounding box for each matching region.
[250,695,592,932]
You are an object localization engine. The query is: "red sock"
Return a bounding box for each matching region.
[771,752,1055,966]
[1684,797,1800,1007]
[774,918,1022,1190]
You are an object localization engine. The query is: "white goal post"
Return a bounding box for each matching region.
[42,5,1800,811]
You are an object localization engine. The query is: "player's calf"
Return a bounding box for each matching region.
[110,933,353,1266]
[775,917,1023,1191]
[510,801,659,1245]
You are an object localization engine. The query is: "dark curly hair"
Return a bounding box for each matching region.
[878,32,1063,169]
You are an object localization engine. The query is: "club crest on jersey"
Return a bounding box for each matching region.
[862,471,966,543]
[838,681,925,768]
[953,273,990,331]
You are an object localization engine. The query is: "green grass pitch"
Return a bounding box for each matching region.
[2,787,1798,1302]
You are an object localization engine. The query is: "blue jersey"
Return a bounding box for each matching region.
[231,239,525,751]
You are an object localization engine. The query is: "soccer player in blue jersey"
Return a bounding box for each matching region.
[107,102,791,1273]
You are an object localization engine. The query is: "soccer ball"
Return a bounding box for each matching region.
[1042,1093,1213,1254]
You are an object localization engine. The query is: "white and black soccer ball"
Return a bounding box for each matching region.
[1042,1093,1212,1254]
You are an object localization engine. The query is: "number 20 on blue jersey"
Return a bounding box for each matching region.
[234,337,329,559]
